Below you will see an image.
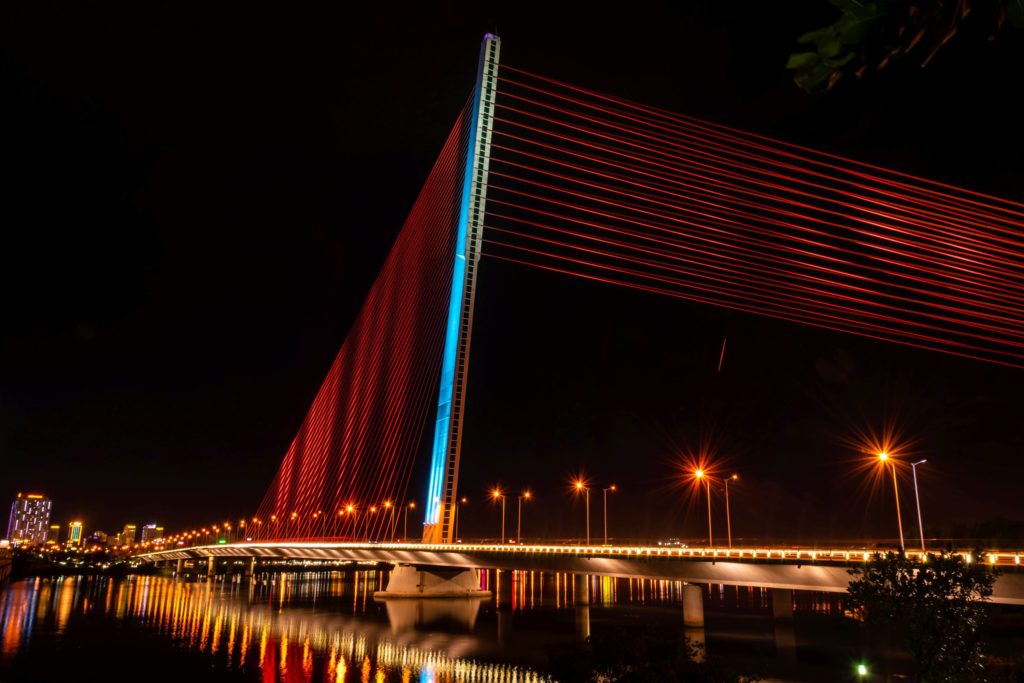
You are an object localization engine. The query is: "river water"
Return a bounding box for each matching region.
[0,569,959,682]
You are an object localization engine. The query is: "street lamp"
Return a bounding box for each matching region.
[455,497,467,541]
[602,485,617,545]
[491,488,506,541]
[694,470,712,546]
[403,501,416,540]
[517,491,532,544]
[723,474,738,548]
[367,506,378,541]
[344,504,356,540]
[383,501,394,541]
[911,459,928,551]
[574,480,590,546]
[878,452,905,550]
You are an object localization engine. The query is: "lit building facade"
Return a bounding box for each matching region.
[68,521,83,546]
[141,523,163,542]
[122,524,137,546]
[6,493,52,545]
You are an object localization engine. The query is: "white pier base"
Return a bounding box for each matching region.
[374,565,493,599]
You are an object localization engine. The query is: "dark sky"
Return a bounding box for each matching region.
[2,2,1021,543]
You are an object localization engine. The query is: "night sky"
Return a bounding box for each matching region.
[2,2,1022,543]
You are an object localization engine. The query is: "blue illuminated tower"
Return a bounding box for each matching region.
[422,34,501,543]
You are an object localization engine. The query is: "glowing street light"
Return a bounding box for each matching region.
[517,491,532,544]
[723,474,738,548]
[455,497,468,541]
[574,480,590,546]
[404,501,416,540]
[383,501,394,541]
[694,469,712,546]
[367,505,378,542]
[491,488,506,541]
[878,452,905,550]
[911,459,928,551]
[602,485,617,546]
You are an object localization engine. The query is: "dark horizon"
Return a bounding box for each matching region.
[3,2,1022,544]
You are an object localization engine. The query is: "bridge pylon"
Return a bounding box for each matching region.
[422,34,501,544]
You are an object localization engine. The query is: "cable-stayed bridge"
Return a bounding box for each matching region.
[140,34,1024,609]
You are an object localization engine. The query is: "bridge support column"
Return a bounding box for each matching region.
[573,574,590,605]
[206,556,215,579]
[682,583,704,627]
[243,557,256,581]
[771,588,794,621]
[175,558,183,576]
[573,574,591,641]
[374,565,492,599]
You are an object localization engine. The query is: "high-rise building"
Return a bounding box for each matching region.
[47,524,61,544]
[6,493,52,545]
[68,521,83,546]
[122,524,137,546]
[141,523,164,542]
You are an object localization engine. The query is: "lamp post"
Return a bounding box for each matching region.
[723,474,738,548]
[454,497,467,541]
[574,481,590,546]
[694,470,712,546]
[517,491,532,544]
[602,485,617,545]
[911,459,928,552]
[344,505,355,540]
[383,501,394,541]
[404,502,415,540]
[367,506,378,541]
[879,452,905,550]
[491,488,506,542]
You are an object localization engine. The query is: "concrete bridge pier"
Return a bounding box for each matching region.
[573,573,590,605]
[242,557,256,582]
[374,565,492,598]
[682,583,706,662]
[771,588,794,621]
[206,556,215,579]
[175,558,184,576]
[573,574,591,641]
[771,588,796,661]
[682,583,704,627]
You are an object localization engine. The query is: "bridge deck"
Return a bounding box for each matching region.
[137,542,1024,605]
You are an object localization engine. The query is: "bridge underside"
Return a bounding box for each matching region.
[138,542,1024,606]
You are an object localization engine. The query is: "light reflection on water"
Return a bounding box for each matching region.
[0,572,552,682]
[0,569,855,681]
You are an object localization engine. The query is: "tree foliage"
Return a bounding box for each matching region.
[788,0,1024,92]
[846,550,998,682]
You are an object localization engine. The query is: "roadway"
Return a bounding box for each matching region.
[135,541,1024,605]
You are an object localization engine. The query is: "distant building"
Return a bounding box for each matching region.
[68,521,83,546]
[47,524,61,544]
[89,531,108,545]
[122,524,137,546]
[141,523,164,543]
[6,493,52,545]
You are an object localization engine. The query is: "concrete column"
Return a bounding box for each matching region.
[771,588,794,622]
[573,574,590,605]
[682,583,704,628]
[206,556,216,578]
[243,557,256,580]
[176,558,184,576]
[575,605,591,641]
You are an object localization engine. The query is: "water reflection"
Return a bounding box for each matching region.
[1,569,867,681]
[0,574,549,682]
